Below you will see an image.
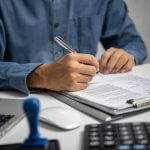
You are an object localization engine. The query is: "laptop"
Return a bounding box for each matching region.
[0,98,24,139]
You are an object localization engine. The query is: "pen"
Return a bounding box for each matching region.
[54,36,76,53]
[133,99,150,108]
[126,96,150,104]
[54,36,99,72]
[126,97,145,104]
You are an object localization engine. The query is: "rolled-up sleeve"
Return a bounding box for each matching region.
[100,0,147,64]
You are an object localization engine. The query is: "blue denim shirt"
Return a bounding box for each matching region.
[0,0,147,94]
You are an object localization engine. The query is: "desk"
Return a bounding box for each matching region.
[0,64,150,150]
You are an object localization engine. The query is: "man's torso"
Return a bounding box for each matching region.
[0,0,110,63]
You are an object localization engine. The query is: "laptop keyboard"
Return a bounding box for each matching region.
[0,114,14,128]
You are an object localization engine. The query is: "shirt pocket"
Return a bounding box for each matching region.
[69,0,104,19]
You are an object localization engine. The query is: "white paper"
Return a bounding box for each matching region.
[65,72,150,110]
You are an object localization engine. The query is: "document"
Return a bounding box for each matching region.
[62,72,150,110]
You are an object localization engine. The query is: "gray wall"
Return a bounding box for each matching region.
[126,0,150,63]
[97,0,150,63]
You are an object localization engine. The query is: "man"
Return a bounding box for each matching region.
[0,0,147,95]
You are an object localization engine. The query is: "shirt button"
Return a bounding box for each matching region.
[54,23,59,28]
[54,51,61,58]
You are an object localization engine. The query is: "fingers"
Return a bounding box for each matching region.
[67,55,135,92]
[120,56,135,73]
[78,63,97,76]
[99,48,116,73]
[103,51,124,74]
[77,74,93,83]
[113,55,129,73]
[65,53,99,76]
[99,48,135,74]
[65,73,91,91]
[74,53,99,72]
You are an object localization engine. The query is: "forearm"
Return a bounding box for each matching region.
[100,0,147,65]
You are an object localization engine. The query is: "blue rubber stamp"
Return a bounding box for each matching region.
[22,97,48,148]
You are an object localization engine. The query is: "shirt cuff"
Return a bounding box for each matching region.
[7,63,42,95]
[123,46,147,65]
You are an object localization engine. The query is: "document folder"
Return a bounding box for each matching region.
[47,71,150,122]
[48,91,150,122]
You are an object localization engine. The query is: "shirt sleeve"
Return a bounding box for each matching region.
[0,62,41,95]
[100,0,147,64]
[0,16,41,95]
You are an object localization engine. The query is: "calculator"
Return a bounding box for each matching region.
[84,122,150,150]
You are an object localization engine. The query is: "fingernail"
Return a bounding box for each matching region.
[104,70,109,74]
[121,69,125,73]
[99,67,103,73]
[97,68,99,72]
[112,70,116,73]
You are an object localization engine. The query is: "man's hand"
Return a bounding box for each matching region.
[99,48,135,74]
[27,53,99,92]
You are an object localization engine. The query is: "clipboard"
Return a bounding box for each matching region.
[48,91,150,122]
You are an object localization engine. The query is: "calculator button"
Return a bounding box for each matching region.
[90,132,99,136]
[135,135,146,140]
[105,125,112,129]
[89,141,100,147]
[117,145,131,150]
[134,130,144,135]
[120,135,132,140]
[133,144,147,150]
[104,131,114,136]
[133,126,144,131]
[119,126,128,130]
[119,127,130,132]
[104,136,114,141]
[103,124,115,130]
[90,136,100,141]
[104,140,115,146]
[122,140,134,145]
[90,127,99,132]
[120,131,130,136]
[136,139,149,144]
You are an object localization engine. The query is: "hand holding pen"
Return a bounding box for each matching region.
[27,36,99,92]
[54,36,99,70]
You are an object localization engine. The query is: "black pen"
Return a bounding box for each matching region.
[126,96,147,104]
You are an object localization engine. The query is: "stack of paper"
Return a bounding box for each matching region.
[62,72,150,111]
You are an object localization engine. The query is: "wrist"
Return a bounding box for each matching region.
[27,64,48,89]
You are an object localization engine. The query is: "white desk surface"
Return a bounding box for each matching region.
[0,63,150,150]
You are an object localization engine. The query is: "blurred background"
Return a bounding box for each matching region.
[97,0,150,64]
